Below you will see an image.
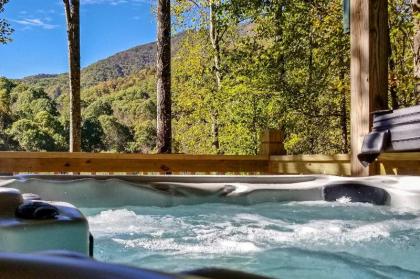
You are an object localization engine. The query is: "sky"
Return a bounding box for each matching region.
[0,0,156,79]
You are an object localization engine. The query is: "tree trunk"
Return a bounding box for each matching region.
[339,75,349,154]
[274,4,285,85]
[386,8,399,109]
[210,2,222,90]
[209,0,222,153]
[340,91,349,154]
[156,0,172,153]
[389,51,400,109]
[63,0,81,152]
[211,112,220,151]
[413,0,420,95]
[334,40,350,154]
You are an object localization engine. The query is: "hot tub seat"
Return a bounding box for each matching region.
[0,188,89,255]
[323,183,390,205]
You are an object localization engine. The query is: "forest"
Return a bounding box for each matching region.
[0,0,417,155]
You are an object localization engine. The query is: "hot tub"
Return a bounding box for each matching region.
[1,175,420,278]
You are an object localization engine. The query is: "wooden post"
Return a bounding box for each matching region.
[350,0,389,176]
[259,129,286,156]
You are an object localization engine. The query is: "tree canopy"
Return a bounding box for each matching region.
[0,0,13,44]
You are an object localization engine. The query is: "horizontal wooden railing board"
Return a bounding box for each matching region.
[0,152,268,173]
[268,162,351,176]
[0,151,419,176]
[377,152,420,175]
[0,152,267,160]
[269,154,351,176]
[270,154,351,162]
[378,152,420,161]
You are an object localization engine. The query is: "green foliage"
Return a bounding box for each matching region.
[388,0,417,107]
[0,80,66,151]
[0,77,14,122]
[81,69,157,153]
[0,68,159,152]
[82,118,105,152]
[98,115,133,152]
[0,0,13,44]
[172,0,351,155]
[7,116,66,152]
[84,99,113,119]
[131,120,157,153]
[10,84,58,119]
[0,78,17,150]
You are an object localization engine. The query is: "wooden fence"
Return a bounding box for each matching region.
[0,130,417,176]
[0,152,417,176]
[0,152,267,174]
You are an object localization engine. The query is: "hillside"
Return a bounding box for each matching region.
[22,33,184,96]
[81,41,156,87]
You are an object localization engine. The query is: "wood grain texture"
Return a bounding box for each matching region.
[2,152,419,176]
[0,152,268,173]
[259,130,286,156]
[269,154,351,176]
[270,154,350,162]
[377,152,420,175]
[350,0,388,176]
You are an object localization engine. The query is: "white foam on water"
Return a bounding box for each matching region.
[284,200,374,208]
[112,237,261,255]
[88,207,420,256]
[88,209,186,237]
[336,196,352,203]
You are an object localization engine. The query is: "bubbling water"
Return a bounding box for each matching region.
[83,202,420,279]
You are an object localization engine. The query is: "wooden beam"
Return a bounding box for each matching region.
[259,129,286,156]
[377,152,420,175]
[0,152,268,173]
[350,0,389,176]
[269,154,351,176]
[2,151,420,176]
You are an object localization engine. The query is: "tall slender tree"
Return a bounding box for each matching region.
[0,0,13,44]
[63,0,81,152]
[173,0,232,154]
[209,0,224,153]
[413,0,420,96]
[156,0,172,153]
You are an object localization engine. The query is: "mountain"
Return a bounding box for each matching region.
[22,33,185,96]
[81,41,156,88]
[23,74,59,80]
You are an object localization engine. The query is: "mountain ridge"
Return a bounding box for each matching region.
[21,33,185,95]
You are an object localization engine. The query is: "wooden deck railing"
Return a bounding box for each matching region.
[376,153,420,175]
[0,130,417,176]
[0,152,268,174]
[0,151,417,176]
[269,154,351,176]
